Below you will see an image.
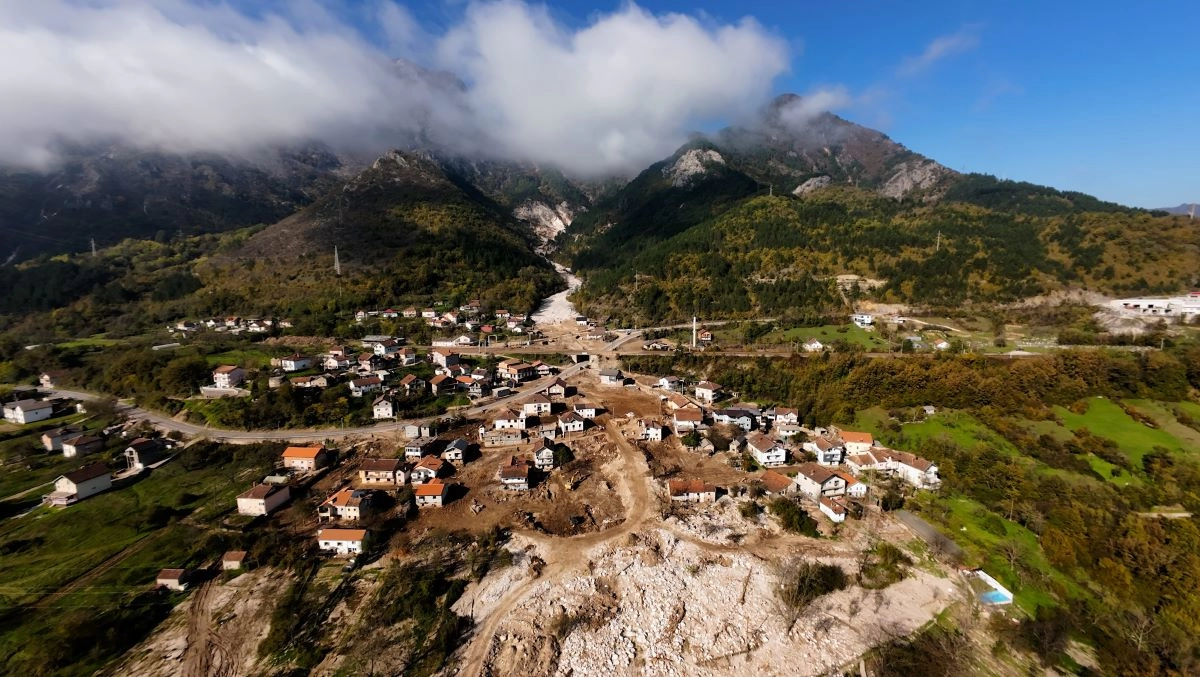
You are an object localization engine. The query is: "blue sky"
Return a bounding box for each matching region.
[379,0,1200,207]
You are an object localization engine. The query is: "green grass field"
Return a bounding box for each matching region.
[1054,397,1187,466]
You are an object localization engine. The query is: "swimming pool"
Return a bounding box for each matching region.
[979,590,1012,605]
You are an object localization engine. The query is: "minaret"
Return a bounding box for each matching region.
[334,246,341,276]
[692,317,697,348]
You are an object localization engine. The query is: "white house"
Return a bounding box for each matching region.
[667,479,717,502]
[442,438,469,463]
[638,419,664,442]
[673,408,703,432]
[3,399,54,425]
[746,433,787,467]
[545,378,570,399]
[532,438,557,471]
[212,365,246,389]
[834,429,875,455]
[62,435,104,458]
[819,496,847,523]
[598,368,624,385]
[404,437,438,460]
[46,462,111,506]
[573,402,599,419]
[431,349,460,368]
[493,408,527,430]
[415,478,449,507]
[280,354,314,372]
[713,408,756,432]
[558,411,586,434]
[123,437,166,471]
[359,458,407,486]
[410,456,445,484]
[802,338,824,353]
[835,470,868,498]
[771,407,800,425]
[694,381,722,403]
[846,449,940,489]
[350,376,383,397]
[236,483,291,516]
[803,437,845,466]
[851,313,874,328]
[41,425,82,452]
[317,528,368,555]
[372,397,396,420]
[522,393,553,417]
[157,569,191,592]
[499,456,533,491]
[759,470,796,496]
[793,463,847,499]
[373,340,403,356]
[319,488,374,522]
[657,375,682,391]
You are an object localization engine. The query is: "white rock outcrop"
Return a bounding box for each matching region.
[663,149,726,188]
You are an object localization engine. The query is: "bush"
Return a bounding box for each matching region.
[769,498,819,537]
[774,558,848,628]
[740,501,762,519]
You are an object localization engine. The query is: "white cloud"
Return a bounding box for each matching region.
[0,0,790,176]
[775,86,853,129]
[898,29,979,77]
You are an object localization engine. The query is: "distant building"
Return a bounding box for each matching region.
[414,478,449,507]
[667,479,717,502]
[236,483,291,516]
[212,365,246,389]
[3,399,54,425]
[46,462,111,506]
[317,528,368,555]
[156,569,191,592]
[281,446,331,472]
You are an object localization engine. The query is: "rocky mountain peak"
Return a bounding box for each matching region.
[663,148,726,188]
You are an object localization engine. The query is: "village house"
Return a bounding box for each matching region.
[281,445,331,472]
[431,349,460,368]
[212,365,246,389]
[573,402,599,419]
[280,354,314,372]
[415,478,449,507]
[531,437,557,471]
[713,408,757,431]
[746,432,787,467]
[236,483,291,516]
[498,456,533,491]
[851,313,874,328]
[123,437,166,471]
[770,407,800,426]
[558,411,586,435]
[775,423,804,440]
[802,338,824,353]
[290,375,331,389]
[834,470,868,498]
[803,437,845,466]
[441,438,469,464]
[638,419,665,442]
[760,470,796,496]
[819,496,848,523]
[402,307,419,318]
[62,434,104,458]
[545,378,570,399]
[468,380,492,399]
[845,449,940,488]
[598,368,624,385]
[482,429,525,447]
[39,370,65,388]
[396,347,418,366]
[156,569,191,592]
[317,528,368,556]
[657,375,682,391]
[934,339,952,351]
[522,393,553,417]
[421,308,438,319]
[694,381,722,403]
[673,407,704,432]
[697,329,713,344]
[319,488,374,522]
[667,479,718,502]
[497,360,536,382]
[46,462,112,506]
[372,397,396,420]
[833,428,875,454]
[3,399,54,425]
[404,437,439,460]
[429,374,455,396]
[223,551,249,571]
[373,339,403,357]
[357,352,380,372]
[410,456,445,484]
[399,374,426,395]
[359,457,407,486]
[793,463,847,499]
[493,408,528,430]
[349,376,382,397]
[404,422,437,439]
[41,425,82,452]
[532,361,553,377]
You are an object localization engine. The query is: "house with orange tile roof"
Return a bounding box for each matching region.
[317,528,368,555]
[759,470,796,495]
[831,427,874,454]
[410,455,445,484]
[819,496,847,523]
[414,478,449,507]
[793,463,847,499]
[281,445,330,471]
[667,479,717,502]
[318,487,375,522]
[833,469,867,498]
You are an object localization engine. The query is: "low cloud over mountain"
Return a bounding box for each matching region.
[0,0,790,176]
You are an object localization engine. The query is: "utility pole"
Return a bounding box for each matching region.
[935,231,941,253]
[90,237,97,258]
[334,246,341,276]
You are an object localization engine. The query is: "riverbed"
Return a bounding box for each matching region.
[531,264,582,324]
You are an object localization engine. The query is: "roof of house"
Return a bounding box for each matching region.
[667,479,717,496]
[499,457,531,480]
[360,457,404,473]
[820,496,846,514]
[496,408,524,421]
[876,449,935,471]
[574,402,597,411]
[774,407,798,416]
[526,393,551,404]
[833,469,860,486]
[846,452,878,467]
[715,408,754,419]
[414,478,448,496]
[746,432,778,452]
[760,470,794,494]
[559,411,585,424]
[445,438,469,451]
[223,550,248,563]
[238,484,284,500]
[812,437,838,451]
[157,568,187,581]
[282,445,326,459]
[6,399,53,412]
[351,376,382,387]
[323,487,369,508]
[213,365,242,373]
[599,368,622,378]
[414,456,445,472]
[64,435,102,447]
[62,462,110,484]
[317,528,367,541]
[674,409,703,422]
[839,430,874,445]
[399,374,423,386]
[794,462,839,485]
[696,381,721,391]
[430,374,452,385]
